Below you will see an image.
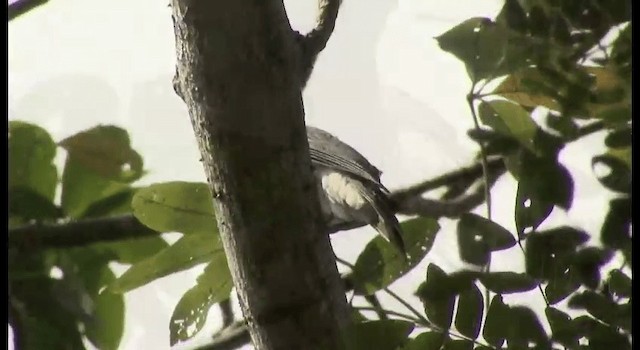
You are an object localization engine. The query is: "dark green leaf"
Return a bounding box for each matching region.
[9,188,63,222]
[568,291,628,329]
[353,217,439,294]
[82,189,136,218]
[8,121,58,200]
[61,156,128,218]
[443,338,473,350]
[506,306,549,347]
[457,213,516,265]
[401,332,445,350]
[342,320,414,350]
[108,234,224,293]
[600,197,631,249]
[607,269,631,298]
[604,127,631,148]
[592,154,631,193]
[571,247,614,289]
[545,270,580,304]
[436,18,510,81]
[132,182,218,236]
[350,308,369,324]
[482,295,508,348]
[454,284,483,339]
[170,253,233,345]
[59,125,143,183]
[546,307,579,349]
[90,236,170,265]
[415,264,456,329]
[525,227,584,280]
[478,100,538,152]
[497,0,528,33]
[479,272,538,294]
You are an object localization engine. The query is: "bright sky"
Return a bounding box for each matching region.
[8,0,615,349]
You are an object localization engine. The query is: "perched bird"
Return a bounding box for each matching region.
[306,126,406,255]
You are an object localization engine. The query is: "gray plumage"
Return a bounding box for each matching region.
[306,126,406,255]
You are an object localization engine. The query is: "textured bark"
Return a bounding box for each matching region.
[169,1,349,349]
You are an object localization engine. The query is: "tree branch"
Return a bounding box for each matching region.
[295,0,342,86]
[8,0,49,21]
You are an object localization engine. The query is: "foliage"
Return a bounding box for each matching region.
[8,0,631,349]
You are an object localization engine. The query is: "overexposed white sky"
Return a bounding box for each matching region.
[8,0,616,349]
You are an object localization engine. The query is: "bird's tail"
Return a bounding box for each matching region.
[357,185,407,258]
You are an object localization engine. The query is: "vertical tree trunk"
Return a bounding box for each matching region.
[170,1,349,349]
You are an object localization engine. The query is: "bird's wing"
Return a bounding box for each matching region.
[307,126,386,189]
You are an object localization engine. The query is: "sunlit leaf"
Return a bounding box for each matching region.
[170,253,233,345]
[342,320,414,350]
[132,182,218,236]
[352,217,439,294]
[478,100,538,152]
[8,121,58,200]
[108,234,223,293]
[493,69,561,111]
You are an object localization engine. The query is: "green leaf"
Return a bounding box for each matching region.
[506,306,549,347]
[592,154,631,193]
[108,234,224,293]
[342,320,414,350]
[456,213,515,265]
[478,100,538,153]
[454,283,483,339]
[545,270,580,305]
[571,247,614,289]
[132,182,218,236]
[568,291,629,329]
[443,338,474,350]
[352,217,439,294]
[170,253,233,345]
[401,332,445,350]
[9,188,63,222]
[415,264,456,329]
[85,268,124,350]
[479,272,538,294]
[8,121,58,200]
[607,269,631,298]
[600,197,631,250]
[482,295,508,348]
[546,307,579,349]
[493,69,561,111]
[436,18,510,81]
[82,189,136,218]
[61,156,128,218]
[59,125,143,183]
[525,226,589,280]
[90,236,170,265]
[604,127,631,149]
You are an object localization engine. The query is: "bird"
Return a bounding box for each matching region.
[306,126,406,256]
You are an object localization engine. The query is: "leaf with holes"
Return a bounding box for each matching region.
[342,320,414,350]
[455,283,483,339]
[352,217,439,295]
[457,213,515,265]
[59,125,143,183]
[132,182,217,235]
[479,272,538,294]
[525,226,588,280]
[108,234,224,293]
[9,121,58,200]
[415,264,456,329]
[478,100,538,152]
[170,253,233,345]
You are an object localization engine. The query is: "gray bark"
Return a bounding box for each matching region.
[169,1,349,349]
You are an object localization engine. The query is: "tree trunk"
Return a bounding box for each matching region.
[170,1,349,349]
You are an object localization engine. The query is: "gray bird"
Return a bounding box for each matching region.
[306,126,406,255]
